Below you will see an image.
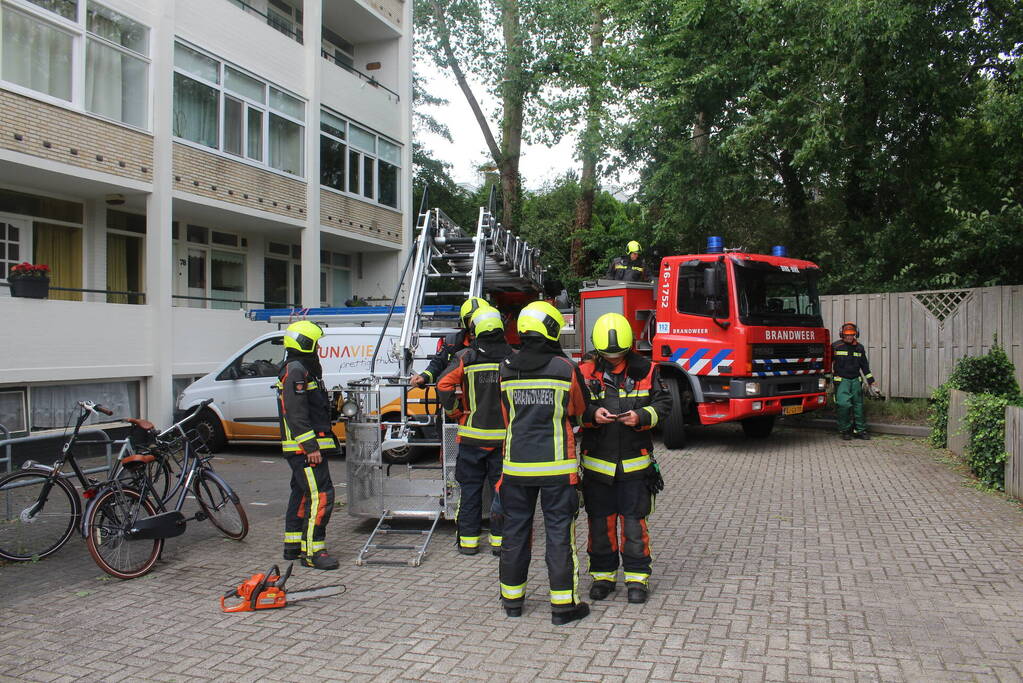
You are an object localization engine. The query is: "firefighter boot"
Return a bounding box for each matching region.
[304,550,340,570]
[589,580,616,601]
[854,431,871,440]
[842,431,853,441]
[283,546,302,561]
[551,602,590,626]
[627,584,648,604]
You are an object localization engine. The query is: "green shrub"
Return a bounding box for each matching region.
[964,393,1021,490]
[928,343,1020,448]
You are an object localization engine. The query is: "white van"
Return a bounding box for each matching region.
[175,326,438,458]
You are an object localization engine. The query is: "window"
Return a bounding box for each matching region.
[320,249,352,306]
[266,0,302,43]
[0,388,28,435]
[173,224,246,309]
[30,380,139,430]
[734,262,822,327]
[322,26,353,69]
[320,109,401,209]
[0,1,150,127]
[173,41,305,176]
[676,261,728,317]
[106,209,145,304]
[0,220,23,280]
[236,338,285,378]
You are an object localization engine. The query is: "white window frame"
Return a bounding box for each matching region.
[173,40,306,179]
[172,225,247,309]
[319,108,401,211]
[319,248,352,306]
[0,213,32,285]
[0,0,151,131]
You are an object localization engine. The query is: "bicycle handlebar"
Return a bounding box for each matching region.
[157,398,215,439]
[94,405,113,416]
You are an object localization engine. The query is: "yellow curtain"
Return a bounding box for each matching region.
[33,223,82,301]
[107,234,128,304]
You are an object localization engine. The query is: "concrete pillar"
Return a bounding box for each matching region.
[84,199,106,303]
[145,0,176,423]
[300,0,323,309]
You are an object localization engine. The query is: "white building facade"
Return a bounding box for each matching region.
[0,0,412,432]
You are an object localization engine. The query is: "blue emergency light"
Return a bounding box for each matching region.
[707,236,724,254]
[771,245,787,257]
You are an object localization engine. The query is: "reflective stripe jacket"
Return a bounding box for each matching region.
[436,346,510,447]
[607,256,647,282]
[579,353,671,485]
[499,355,587,487]
[275,360,337,455]
[831,340,874,383]
[421,329,469,383]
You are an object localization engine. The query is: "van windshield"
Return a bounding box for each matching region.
[734,261,823,327]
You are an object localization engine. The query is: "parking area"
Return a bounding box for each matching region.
[2,425,1023,682]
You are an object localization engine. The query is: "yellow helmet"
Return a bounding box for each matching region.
[283,320,324,353]
[517,301,565,341]
[591,313,633,357]
[459,297,488,328]
[470,306,504,335]
[627,240,641,254]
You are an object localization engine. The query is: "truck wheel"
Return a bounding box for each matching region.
[195,409,227,453]
[662,378,688,449]
[741,415,775,438]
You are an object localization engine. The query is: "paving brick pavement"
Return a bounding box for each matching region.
[2,425,1023,682]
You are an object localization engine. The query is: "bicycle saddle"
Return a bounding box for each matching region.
[126,418,156,431]
[121,453,157,467]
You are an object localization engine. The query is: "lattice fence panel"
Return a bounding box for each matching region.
[912,290,971,324]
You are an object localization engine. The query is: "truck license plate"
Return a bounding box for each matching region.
[783,405,803,415]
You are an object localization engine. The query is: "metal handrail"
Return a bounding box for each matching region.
[1,428,115,475]
[227,0,303,43]
[321,50,401,101]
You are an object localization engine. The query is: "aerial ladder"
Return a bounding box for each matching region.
[343,187,545,566]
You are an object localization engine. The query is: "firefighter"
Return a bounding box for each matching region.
[276,320,340,570]
[606,240,648,282]
[410,296,488,387]
[832,321,878,440]
[436,306,512,556]
[498,301,590,625]
[579,313,670,604]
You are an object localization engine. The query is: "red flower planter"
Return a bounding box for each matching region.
[8,276,50,299]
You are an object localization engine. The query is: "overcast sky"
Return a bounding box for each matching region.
[415,61,580,192]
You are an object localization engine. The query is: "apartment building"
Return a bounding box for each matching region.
[0,0,412,433]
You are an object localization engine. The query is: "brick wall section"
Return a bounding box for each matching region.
[0,90,153,184]
[172,143,306,219]
[320,189,402,243]
[370,0,403,28]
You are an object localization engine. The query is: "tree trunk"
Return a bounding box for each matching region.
[692,111,709,154]
[777,149,810,251]
[499,0,525,233]
[571,10,604,277]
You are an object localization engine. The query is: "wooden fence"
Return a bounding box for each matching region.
[1006,406,1023,500]
[821,285,1023,399]
[947,389,972,458]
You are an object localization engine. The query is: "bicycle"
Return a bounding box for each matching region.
[0,401,172,563]
[83,400,249,579]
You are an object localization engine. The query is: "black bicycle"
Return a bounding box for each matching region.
[0,401,172,563]
[83,399,249,579]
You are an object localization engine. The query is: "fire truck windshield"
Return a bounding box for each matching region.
[734,261,823,327]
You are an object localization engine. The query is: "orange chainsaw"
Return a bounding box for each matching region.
[220,563,343,613]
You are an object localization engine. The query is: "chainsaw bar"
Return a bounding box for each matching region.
[288,585,344,602]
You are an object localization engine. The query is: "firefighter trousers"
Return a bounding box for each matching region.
[455,444,504,550]
[583,476,653,585]
[499,482,581,613]
[283,454,335,555]
[835,378,867,434]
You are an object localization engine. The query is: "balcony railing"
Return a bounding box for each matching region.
[322,50,401,102]
[227,0,304,44]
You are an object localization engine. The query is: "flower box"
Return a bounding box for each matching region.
[7,262,51,299]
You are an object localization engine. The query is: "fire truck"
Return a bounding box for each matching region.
[578,237,831,448]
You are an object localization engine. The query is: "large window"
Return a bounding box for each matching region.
[106,209,144,304]
[173,223,247,309]
[676,261,728,318]
[320,249,352,306]
[320,109,401,209]
[0,0,150,128]
[173,42,305,177]
[734,262,822,327]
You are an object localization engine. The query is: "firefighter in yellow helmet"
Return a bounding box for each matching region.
[436,306,512,555]
[607,240,648,282]
[410,297,488,387]
[498,301,590,624]
[276,320,340,570]
[579,313,670,603]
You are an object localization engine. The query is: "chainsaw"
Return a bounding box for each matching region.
[220,562,343,613]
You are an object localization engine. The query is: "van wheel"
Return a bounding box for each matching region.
[195,409,227,453]
[741,415,775,438]
[662,378,688,450]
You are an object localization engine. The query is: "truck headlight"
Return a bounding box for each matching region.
[818,377,827,391]
[745,382,760,396]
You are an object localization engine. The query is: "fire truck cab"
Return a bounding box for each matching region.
[579,239,830,448]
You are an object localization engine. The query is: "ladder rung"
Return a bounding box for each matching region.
[371,544,419,550]
[426,272,471,278]
[424,292,469,298]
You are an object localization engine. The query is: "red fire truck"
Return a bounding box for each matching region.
[578,237,831,448]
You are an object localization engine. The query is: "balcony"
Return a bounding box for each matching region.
[227,0,304,44]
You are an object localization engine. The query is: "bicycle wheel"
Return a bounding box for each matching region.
[0,470,79,562]
[85,487,163,579]
[193,471,248,540]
